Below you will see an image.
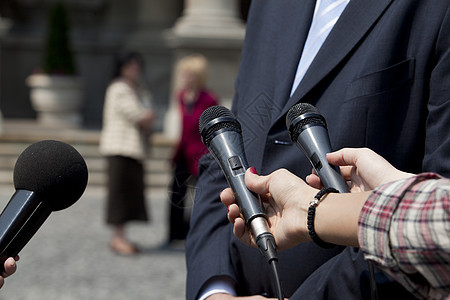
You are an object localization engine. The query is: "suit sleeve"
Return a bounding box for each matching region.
[423,6,450,176]
[185,153,237,299]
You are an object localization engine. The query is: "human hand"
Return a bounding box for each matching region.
[307,148,413,192]
[138,109,156,134]
[207,293,282,299]
[221,168,317,251]
[0,256,19,289]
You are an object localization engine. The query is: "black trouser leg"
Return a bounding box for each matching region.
[169,158,191,241]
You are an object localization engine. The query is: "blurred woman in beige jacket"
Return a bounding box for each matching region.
[99,52,155,255]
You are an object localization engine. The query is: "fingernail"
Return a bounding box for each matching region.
[249,167,258,175]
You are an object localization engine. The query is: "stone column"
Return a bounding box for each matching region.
[0,16,12,134]
[124,0,182,132]
[172,0,245,39]
[164,0,245,139]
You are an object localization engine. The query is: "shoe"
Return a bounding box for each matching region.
[158,239,185,251]
[109,237,140,256]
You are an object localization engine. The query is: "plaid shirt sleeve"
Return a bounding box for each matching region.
[358,173,450,300]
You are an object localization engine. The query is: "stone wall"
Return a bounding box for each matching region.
[0,0,248,132]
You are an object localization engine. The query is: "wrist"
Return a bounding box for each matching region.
[205,294,233,300]
[307,188,339,248]
[298,189,315,243]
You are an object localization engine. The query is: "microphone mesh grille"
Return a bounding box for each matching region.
[286,103,319,128]
[199,106,241,146]
[199,105,235,133]
[286,103,326,141]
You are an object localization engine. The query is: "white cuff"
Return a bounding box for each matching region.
[198,276,237,300]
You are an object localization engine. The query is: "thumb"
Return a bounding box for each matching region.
[326,148,359,167]
[245,168,270,195]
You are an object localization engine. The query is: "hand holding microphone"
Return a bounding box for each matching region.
[199,106,278,263]
[286,103,382,299]
[221,168,317,251]
[200,106,284,299]
[308,148,414,192]
[286,103,349,193]
[0,140,88,271]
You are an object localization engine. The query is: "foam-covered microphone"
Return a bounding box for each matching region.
[199,106,277,263]
[0,140,88,270]
[286,103,349,193]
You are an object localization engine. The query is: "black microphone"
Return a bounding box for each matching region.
[286,103,349,193]
[199,106,277,263]
[0,140,88,270]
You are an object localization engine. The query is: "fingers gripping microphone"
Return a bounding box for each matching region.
[286,103,349,193]
[199,106,278,263]
[0,140,88,270]
[287,104,379,300]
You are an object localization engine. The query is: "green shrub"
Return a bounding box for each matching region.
[42,2,76,75]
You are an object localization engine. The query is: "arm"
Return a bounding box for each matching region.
[222,168,370,250]
[300,172,450,299]
[136,110,155,134]
[221,148,450,298]
[111,82,154,132]
[359,173,450,299]
[223,147,413,250]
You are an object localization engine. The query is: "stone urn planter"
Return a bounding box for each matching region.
[26,74,84,127]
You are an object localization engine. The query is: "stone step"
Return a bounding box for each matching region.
[0,155,173,174]
[0,140,175,160]
[0,120,177,193]
[0,167,172,186]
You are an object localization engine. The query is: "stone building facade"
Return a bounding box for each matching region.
[0,0,250,136]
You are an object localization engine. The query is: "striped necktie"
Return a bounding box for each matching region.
[290,0,350,96]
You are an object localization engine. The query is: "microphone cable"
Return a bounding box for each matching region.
[270,259,284,300]
[255,232,284,299]
[368,261,378,300]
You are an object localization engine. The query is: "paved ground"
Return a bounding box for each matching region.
[0,186,187,300]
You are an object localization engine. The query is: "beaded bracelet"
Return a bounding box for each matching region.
[307,187,339,248]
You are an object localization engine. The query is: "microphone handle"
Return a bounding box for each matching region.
[208,130,278,263]
[0,190,52,271]
[297,126,349,193]
[208,131,267,222]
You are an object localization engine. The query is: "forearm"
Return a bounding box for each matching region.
[314,191,371,247]
[357,173,450,298]
[137,110,154,131]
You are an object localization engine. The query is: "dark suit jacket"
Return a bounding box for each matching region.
[186,1,450,299]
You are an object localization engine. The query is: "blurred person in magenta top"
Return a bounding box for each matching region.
[166,54,218,247]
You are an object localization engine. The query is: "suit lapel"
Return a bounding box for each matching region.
[274,0,394,125]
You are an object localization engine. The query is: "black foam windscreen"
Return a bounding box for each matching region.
[13,140,88,211]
